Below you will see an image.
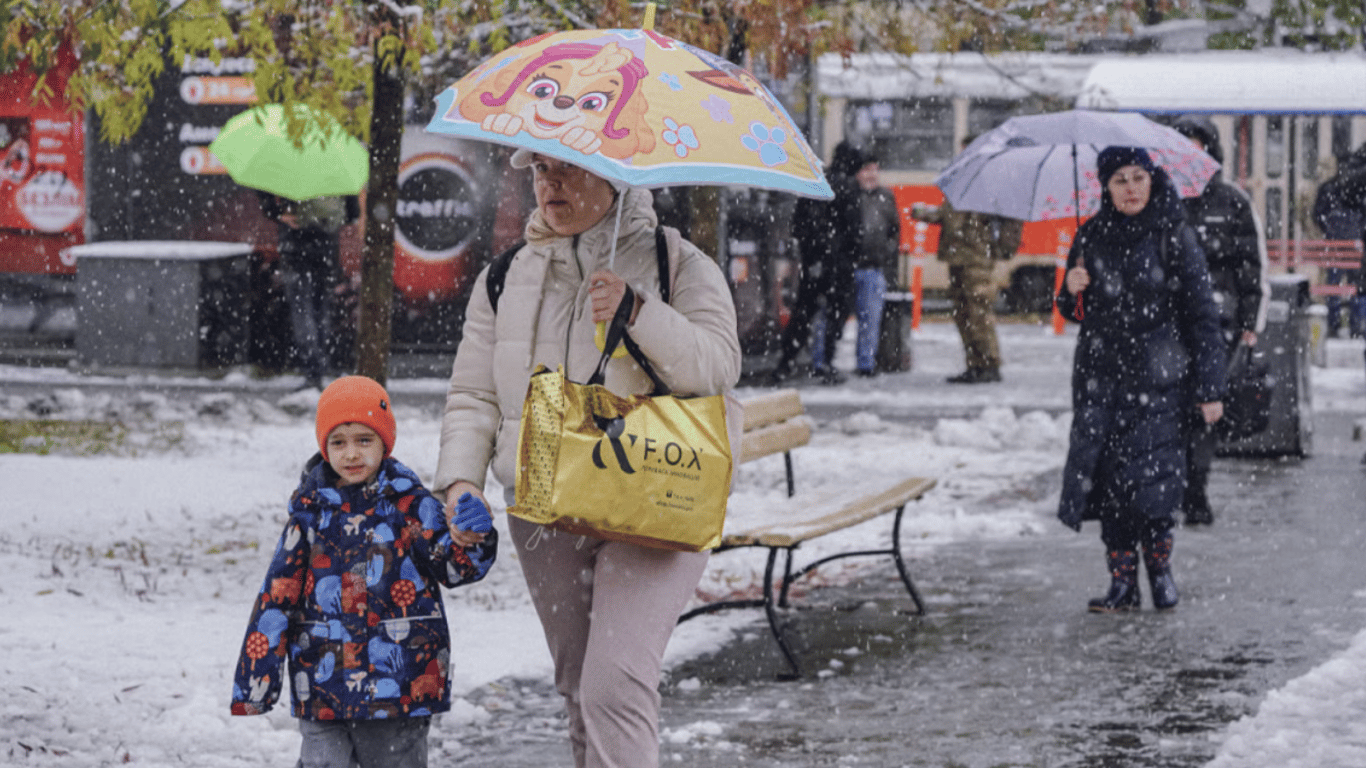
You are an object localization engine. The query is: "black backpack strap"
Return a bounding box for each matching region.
[655,227,670,304]
[484,240,525,314]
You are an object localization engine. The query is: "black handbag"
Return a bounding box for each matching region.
[1216,342,1271,440]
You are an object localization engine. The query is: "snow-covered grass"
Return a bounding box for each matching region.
[3,320,1366,766]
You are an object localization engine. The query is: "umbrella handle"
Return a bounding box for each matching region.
[595,321,630,358]
[593,185,632,358]
[1071,144,1081,231]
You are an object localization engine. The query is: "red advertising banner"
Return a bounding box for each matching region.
[0,41,84,273]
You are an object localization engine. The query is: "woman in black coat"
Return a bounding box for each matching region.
[1055,146,1226,612]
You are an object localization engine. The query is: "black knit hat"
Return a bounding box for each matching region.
[1097,146,1160,187]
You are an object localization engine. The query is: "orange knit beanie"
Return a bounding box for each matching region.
[315,376,397,460]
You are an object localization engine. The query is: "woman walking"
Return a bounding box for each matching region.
[1056,146,1226,612]
[434,150,740,767]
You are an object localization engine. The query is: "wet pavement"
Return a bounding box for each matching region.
[444,408,1366,768]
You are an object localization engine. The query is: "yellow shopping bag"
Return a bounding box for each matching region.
[509,365,735,551]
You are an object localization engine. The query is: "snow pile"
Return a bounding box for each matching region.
[4,321,1366,766]
[1208,625,1366,768]
[0,379,1066,767]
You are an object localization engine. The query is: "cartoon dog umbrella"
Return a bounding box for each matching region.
[427,11,832,352]
[423,21,832,201]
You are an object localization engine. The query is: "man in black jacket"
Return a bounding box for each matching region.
[771,142,864,385]
[1172,116,1269,526]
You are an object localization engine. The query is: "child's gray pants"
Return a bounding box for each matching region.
[296,716,430,768]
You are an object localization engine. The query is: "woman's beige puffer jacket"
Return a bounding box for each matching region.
[434,187,741,495]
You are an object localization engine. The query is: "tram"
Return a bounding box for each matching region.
[812,49,1366,311]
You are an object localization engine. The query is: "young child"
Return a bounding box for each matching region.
[231,376,496,767]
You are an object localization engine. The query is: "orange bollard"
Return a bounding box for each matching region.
[911,221,927,330]
[1052,229,1072,335]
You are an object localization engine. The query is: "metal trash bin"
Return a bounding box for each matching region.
[877,290,914,373]
[70,241,252,370]
[1218,274,1312,458]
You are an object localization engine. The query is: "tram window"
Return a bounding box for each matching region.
[968,99,1012,137]
[1301,117,1318,179]
[968,97,1050,138]
[1231,116,1253,186]
[1331,116,1354,165]
[1265,187,1283,241]
[844,97,954,172]
[1266,116,1285,179]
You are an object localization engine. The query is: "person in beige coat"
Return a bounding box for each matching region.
[434,151,741,768]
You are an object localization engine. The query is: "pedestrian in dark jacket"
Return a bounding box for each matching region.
[771,141,863,385]
[850,153,903,377]
[1055,147,1226,613]
[1312,144,1366,337]
[231,376,497,768]
[260,192,361,390]
[1172,115,1268,526]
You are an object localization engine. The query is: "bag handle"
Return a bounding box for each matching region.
[1226,338,1253,375]
[587,285,670,395]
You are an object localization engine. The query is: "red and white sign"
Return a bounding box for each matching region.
[15,171,83,232]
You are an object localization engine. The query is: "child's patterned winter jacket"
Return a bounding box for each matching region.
[230,456,496,720]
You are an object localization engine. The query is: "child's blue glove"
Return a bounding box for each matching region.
[453,492,493,533]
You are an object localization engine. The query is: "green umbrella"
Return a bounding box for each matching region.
[209,103,369,201]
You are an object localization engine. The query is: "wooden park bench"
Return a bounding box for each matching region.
[1266,239,1364,299]
[679,388,937,678]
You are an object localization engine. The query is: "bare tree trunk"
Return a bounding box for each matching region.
[688,186,721,263]
[355,40,405,386]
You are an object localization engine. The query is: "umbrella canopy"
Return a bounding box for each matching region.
[424,28,832,200]
[934,110,1220,223]
[209,104,369,201]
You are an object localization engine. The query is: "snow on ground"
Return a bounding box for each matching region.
[2,321,1365,766]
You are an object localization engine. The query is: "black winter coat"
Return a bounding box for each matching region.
[1055,175,1227,531]
[1173,115,1267,338]
[793,142,864,285]
[1184,180,1266,338]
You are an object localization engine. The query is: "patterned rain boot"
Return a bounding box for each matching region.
[1143,528,1179,610]
[1088,550,1141,613]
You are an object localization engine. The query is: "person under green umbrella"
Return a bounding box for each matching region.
[259,192,359,390]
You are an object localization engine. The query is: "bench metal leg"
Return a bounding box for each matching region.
[760,547,803,679]
[888,504,926,614]
[777,544,799,608]
[676,503,925,679]
[780,503,926,614]
[677,597,766,621]
[676,546,804,679]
